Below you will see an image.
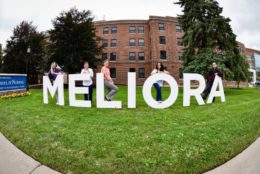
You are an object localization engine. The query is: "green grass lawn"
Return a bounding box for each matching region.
[0,87,260,174]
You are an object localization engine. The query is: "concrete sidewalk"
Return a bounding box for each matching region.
[205,137,260,174]
[0,133,61,174]
[0,132,259,174]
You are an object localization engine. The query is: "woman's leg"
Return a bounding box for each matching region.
[88,84,93,101]
[153,83,162,101]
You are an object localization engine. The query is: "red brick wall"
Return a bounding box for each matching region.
[94,16,184,85]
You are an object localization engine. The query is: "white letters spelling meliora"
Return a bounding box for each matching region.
[43,73,225,109]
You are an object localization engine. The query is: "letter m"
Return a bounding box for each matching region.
[43,75,64,105]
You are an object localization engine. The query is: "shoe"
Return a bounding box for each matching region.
[105,96,111,101]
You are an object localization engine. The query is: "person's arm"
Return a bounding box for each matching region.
[101,67,112,81]
[164,70,170,74]
[56,68,63,75]
[80,69,84,75]
[89,69,94,78]
[151,69,157,75]
[216,69,223,78]
[208,69,213,81]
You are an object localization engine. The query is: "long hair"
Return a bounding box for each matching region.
[50,62,61,74]
[156,63,165,72]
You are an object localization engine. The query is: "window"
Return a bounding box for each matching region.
[138,52,145,61]
[159,36,166,44]
[129,39,135,46]
[138,39,144,46]
[111,26,117,34]
[178,52,183,61]
[138,68,145,78]
[129,68,136,72]
[110,52,116,61]
[111,39,117,47]
[102,39,108,48]
[129,52,136,61]
[160,50,167,60]
[129,26,136,33]
[103,27,109,34]
[110,68,116,78]
[177,38,183,46]
[159,23,165,31]
[102,53,108,60]
[138,26,144,33]
[176,25,182,33]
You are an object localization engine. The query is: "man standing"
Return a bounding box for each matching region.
[202,62,223,102]
[101,59,119,101]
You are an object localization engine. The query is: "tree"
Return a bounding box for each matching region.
[2,21,46,84]
[175,0,249,85]
[183,48,232,78]
[48,7,102,74]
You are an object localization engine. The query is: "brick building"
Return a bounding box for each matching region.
[94,16,184,85]
[94,16,260,86]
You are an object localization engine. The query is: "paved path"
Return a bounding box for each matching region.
[0,133,61,174]
[1,132,259,174]
[205,137,260,174]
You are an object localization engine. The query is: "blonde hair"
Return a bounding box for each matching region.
[50,62,61,74]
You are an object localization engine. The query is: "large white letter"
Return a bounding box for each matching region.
[96,73,122,108]
[128,72,136,108]
[207,76,225,104]
[69,74,91,108]
[183,73,206,107]
[43,75,64,105]
[142,74,178,109]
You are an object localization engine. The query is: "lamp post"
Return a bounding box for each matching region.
[26,46,31,90]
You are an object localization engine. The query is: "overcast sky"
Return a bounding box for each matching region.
[0,0,259,50]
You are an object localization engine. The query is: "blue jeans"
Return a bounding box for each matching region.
[153,83,162,101]
[84,84,93,101]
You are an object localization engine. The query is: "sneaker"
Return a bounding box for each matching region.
[105,96,111,101]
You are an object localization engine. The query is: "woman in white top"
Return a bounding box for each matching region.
[151,62,169,103]
[81,62,94,101]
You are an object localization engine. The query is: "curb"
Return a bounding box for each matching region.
[0,133,61,174]
[204,137,260,174]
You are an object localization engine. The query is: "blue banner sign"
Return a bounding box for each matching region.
[0,74,27,92]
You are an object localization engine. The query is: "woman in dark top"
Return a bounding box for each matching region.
[202,62,223,102]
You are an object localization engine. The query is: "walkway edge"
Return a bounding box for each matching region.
[204,137,260,174]
[0,133,61,174]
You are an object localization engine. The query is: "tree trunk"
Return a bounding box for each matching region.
[237,81,240,89]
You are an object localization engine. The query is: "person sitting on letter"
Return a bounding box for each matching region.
[101,59,119,101]
[48,62,62,81]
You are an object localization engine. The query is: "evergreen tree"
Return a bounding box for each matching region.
[48,7,102,73]
[2,21,46,83]
[175,0,249,85]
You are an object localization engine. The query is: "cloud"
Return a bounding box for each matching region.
[218,0,260,49]
[0,0,259,50]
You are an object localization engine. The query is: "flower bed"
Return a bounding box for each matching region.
[0,91,31,100]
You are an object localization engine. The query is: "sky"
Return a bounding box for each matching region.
[0,0,259,50]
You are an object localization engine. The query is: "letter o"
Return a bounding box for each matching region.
[142,74,179,109]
